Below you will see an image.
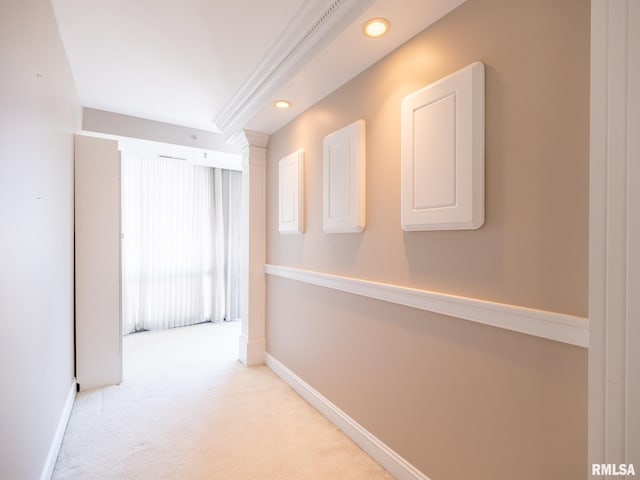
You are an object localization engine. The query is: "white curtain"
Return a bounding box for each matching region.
[121,154,241,334]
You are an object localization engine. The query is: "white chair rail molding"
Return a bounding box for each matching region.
[264,264,589,348]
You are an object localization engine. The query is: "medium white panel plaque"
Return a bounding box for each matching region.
[401,62,485,230]
[323,119,366,233]
[278,150,304,234]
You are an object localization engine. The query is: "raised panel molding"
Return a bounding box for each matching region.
[265,264,589,348]
[401,62,484,231]
[279,150,305,234]
[323,119,366,233]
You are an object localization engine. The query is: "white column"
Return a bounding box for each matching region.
[238,130,269,366]
[589,0,640,474]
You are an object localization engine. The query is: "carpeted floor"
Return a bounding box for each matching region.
[53,322,393,479]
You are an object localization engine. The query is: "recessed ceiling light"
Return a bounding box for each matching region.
[274,100,292,109]
[363,18,390,38]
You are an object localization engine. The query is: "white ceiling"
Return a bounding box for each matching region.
[51,0,465,142]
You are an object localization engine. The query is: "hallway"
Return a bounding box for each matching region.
[53,322,392,479]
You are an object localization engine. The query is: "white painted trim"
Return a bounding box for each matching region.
[213,0,374,140]
[40,380,76,480]
[589,0,640,472]
[265,354,430,480]
[265,264,589,347]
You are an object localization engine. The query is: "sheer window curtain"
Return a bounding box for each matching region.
[121,154,241,334]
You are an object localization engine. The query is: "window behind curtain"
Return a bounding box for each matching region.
[121,154,241,334]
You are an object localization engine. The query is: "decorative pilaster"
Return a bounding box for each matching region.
[238,130,269,366]
[589,0,640,473]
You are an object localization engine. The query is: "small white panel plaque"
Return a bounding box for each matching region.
[323,119,366,233]
[401,62,485,230]
[278,150,304,234]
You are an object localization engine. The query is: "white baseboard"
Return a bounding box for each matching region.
[265,353,430,480]
[40,379,76,480]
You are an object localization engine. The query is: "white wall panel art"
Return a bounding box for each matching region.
[401,62,485,231]
[323,119,366,233]
[278,149,304,234]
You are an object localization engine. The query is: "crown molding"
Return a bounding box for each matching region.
[213,0,374,140]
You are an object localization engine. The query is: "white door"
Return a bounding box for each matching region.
[74,134,122,391]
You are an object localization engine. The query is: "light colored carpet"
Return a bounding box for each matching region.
[53,322,393,479]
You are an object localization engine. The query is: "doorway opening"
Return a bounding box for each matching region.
[120,144,243,381]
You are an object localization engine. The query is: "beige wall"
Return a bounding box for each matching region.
[0,0,81,478]
[265,0,589,478]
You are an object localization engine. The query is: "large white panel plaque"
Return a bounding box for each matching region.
[323,119,366,233]
[278,150,304,234]
[401,62,485,230]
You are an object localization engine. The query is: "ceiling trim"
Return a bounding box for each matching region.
[213,0,374,140]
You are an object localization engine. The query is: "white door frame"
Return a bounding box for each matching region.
[74,135,123,391]
[589,0,640,473]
